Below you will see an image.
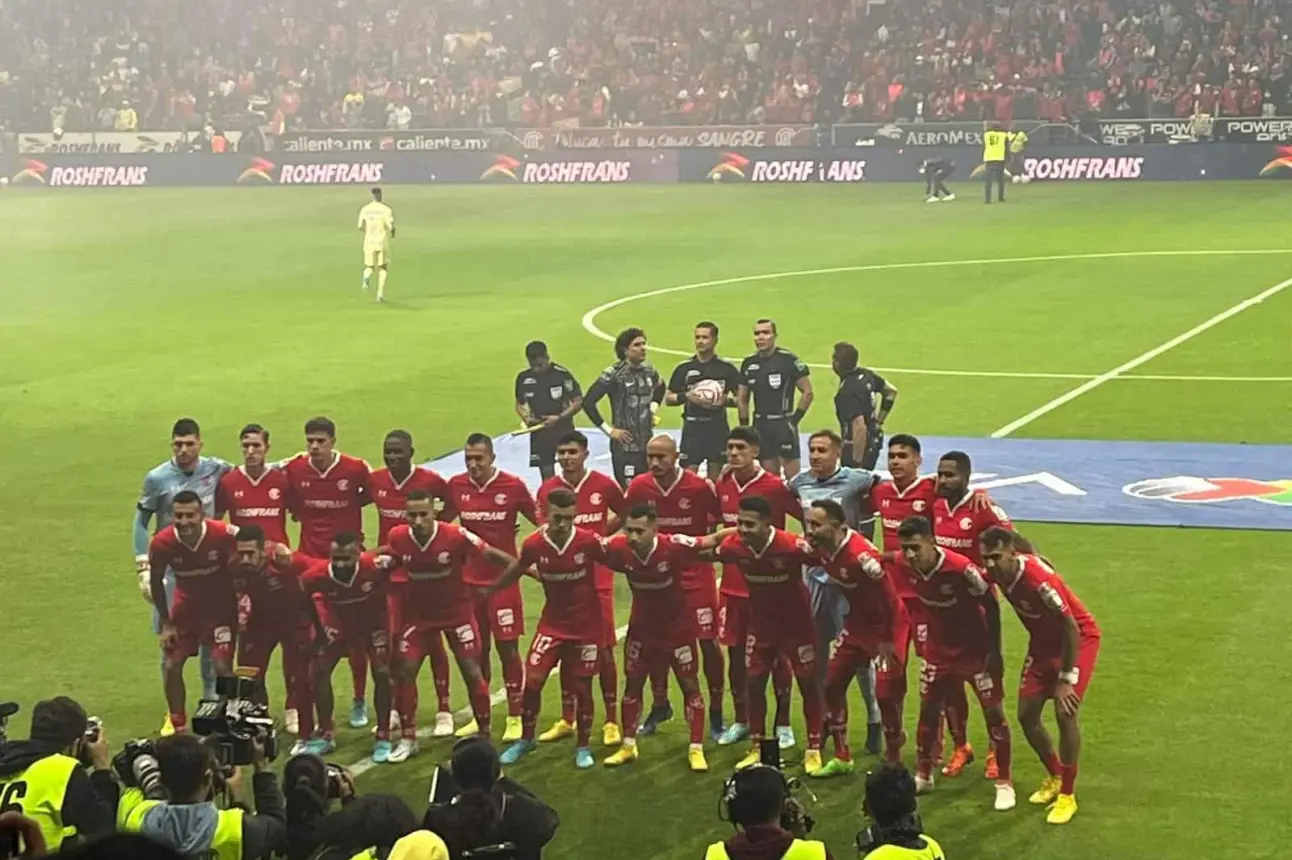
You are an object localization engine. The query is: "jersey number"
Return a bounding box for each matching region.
[0,780,28,814]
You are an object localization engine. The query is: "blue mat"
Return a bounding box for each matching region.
[425,431,1292,531]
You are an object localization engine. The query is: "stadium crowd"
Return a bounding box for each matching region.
[1,0,1289,136]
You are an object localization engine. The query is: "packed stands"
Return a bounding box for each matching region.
[1,0,1288,133]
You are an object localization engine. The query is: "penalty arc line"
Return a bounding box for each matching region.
[580,249,1292,382]
[346,623,631,778]
[990,273,1292,438]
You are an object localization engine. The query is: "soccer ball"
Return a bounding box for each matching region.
[690,379,726,407]
[0,177,9,187]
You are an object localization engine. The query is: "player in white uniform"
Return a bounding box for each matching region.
[358,187,395,301]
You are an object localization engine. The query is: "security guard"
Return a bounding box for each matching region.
[514,340,583,481]
[0,697,117,853]
[1007,127,1028,180]
[830,342,898,471]
[738,319,814,479]
[981,121,1008,203]
[119,733,285,860]
[706,766,829,860]
[856,763,944,860]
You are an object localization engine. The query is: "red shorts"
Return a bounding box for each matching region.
[397,618,482,664]
[317,606,390,669]
[624,636,700,680]
[1019,637,1100,701]
[718,593,749,648]
[685,583,718,641]
[525,632,601,681]
[237,617,314,674]
[919,657,1004,709]
[168,591,236,663]
[470,583,525,642]
[902,597,928,660]
[826,618,911,701]
[598,589,617,648]
[744,629,818,678]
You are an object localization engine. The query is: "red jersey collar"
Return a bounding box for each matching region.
[410,521,439,551]
[176,521,208,552]
[541,526,576,555]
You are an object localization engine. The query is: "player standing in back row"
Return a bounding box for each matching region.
[583,327,666,487]
[739,320,813,479]
[358,187,395,301]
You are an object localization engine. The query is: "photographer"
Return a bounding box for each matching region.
[281,754,356,860]
[312,794,420,860]
[856,763,944,860]
[708,766,830,860]
[0,697,118,852]
[423,737,558,860]
[119,734,284,860]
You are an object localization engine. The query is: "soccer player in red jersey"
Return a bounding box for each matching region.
[283,416,374,729]
[979,528,1100,825]
[804,500,909,776]
[625,434,726,740]
[535,430,625,747]
[442,433,538,742]
[216,424,300,731]
[369,429,455,739]
[148,491,240,733]
[713,426,800,749]
[933,449,1013,779]
[227,525,315,754]
[602,504,728,772]
[217,424,290,545]
[893,517,1016,811]
[383,491,515,762]
[296,533,393,758]
[489,488,607,769]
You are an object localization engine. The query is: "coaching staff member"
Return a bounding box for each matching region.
[982,121,1008,203]
[831,342,898,471]
[514,341,583,481]
[0,698,117,853]
[583,327,665,487]
[667,322,743,476]
[738,319,813,479]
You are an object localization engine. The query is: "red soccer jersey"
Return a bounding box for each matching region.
[625,468,720,590]
[285,453,371,558]
[385,521,489,629]
[933,493,1012,566]
[517,527,605,641]
[232,544,310,622]
[537,470,625,591]
[370,466,450,545]
[816,529,902,640]
[715,467,801,597]
[299,552,386,626]
[444,470,537,586]
[869,476,937,599]
[603,532,701,645]
[218,467,291,545]
[714,528,816,640]
[149,519,239,600]
[892,548,993,664]
[994,554,1100,658]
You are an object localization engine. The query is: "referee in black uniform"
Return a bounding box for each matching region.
[832,341,899,471]
[738,319,814,479]
[583,327,665,487]
[666,321,743,477]
[514,340,583,480]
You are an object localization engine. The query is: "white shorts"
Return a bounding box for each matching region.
[364,246,389,267]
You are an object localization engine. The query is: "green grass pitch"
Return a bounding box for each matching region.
[3,181,1292,860]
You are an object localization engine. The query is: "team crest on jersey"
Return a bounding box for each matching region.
[960,517,974,530]
[438,552,451,564]
[912,500,926,512]
[657,562,669,572]
[574,553,586,565]
[267,488,279,500]
[340,479,354,492]
[361,582,373,592]
[207,550,220,561]
[941,583,954,595]
[772,559,784,569]
[768,373,782,388]
[678,497,691,510]
[590,493,602,506]
[494,493,507,505]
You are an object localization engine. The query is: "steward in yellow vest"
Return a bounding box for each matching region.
[707,766,832,860]
[0,697,118,853]
[118,733,285,860]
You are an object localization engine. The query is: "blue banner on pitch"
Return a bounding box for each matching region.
[425,431,1292,531]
